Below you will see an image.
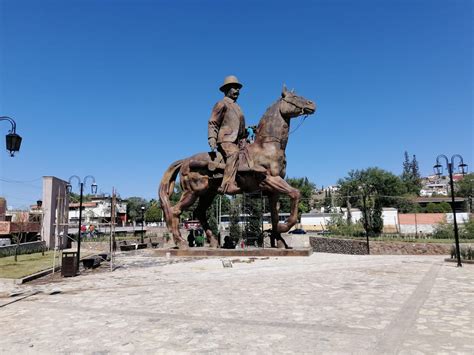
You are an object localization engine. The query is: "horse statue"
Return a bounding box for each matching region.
[159,86,316,248]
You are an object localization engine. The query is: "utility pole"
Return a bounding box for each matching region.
[110,188,116,271]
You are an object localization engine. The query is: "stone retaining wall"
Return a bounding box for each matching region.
[370,241,451,255]
[0,241,46,258]
[309,236,453,256]
[309,237,368,255]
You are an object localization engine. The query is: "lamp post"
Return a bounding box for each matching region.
[358,182,373,255]
[140,206,145,244]
[67,175,97,272]
[433,154,468,267]
[0,116,22,157]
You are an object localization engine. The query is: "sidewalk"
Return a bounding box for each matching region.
[0,252,473,353]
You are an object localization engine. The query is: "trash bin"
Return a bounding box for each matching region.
[61,252,77,277]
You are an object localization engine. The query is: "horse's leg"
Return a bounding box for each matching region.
[194,193,219,248]
[268,193,291,249]
[171,190,198,248]
[261,175,300,234]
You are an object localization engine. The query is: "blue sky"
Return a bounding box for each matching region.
[0,0,472,209]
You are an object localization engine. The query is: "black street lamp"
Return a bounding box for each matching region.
[140,206,145,244]
[358,183,373,255]
[361,192,370,254]
[67,175,97,273]
[433,154,468,267]
[0,116,22,157]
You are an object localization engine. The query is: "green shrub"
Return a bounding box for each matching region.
[452,244,473,260]
[426,202,452,213]
[432,222,454,239]
[327,214,365,237]
[462,219,474,239]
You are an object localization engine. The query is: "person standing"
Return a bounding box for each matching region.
[208,75,246,194]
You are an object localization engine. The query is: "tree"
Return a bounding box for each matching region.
[125,197,148,222]
[455,173,474,212]
[401,151,422,195]
[145,202,162,223]
[337,167,406,236]
[371,198,384,235]
[229,197,241,242]
[11,211,29,262]
[425,202,451,213]
[455,173,474,197]
[243,193,263,244]
[323,189,332,212]
[205,195,231,237]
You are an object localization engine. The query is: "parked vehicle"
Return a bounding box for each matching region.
[288,228,307,234]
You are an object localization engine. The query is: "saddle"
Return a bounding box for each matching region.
[188,146,266,177]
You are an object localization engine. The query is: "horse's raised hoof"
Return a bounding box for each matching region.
[209,238,219,248]
[176,241,189,249]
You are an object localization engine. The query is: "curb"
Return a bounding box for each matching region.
[0,266,62,285]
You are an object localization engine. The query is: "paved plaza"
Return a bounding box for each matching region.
[0,252,473,354]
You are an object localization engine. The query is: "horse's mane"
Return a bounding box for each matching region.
[255,99,281,139]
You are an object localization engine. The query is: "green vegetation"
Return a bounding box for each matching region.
[243,193,263,244]
[425,202,452,213]
[401,151,422,195]
[125,196,148,222]
[280,177,316,214]
[455,173,474,198]
[229,198,242,242]
[433,219,474,240]
[327,214,365,237]
[145,199,162,222]
[0,251,61,279]
[337,167,406,236]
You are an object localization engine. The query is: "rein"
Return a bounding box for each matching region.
[281,97,309,135]
[289,115,308,135]
[257,98,309,146]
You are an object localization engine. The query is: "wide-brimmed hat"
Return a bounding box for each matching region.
[219,75,243,92]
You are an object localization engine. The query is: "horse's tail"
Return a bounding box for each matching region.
[159,159,184,228]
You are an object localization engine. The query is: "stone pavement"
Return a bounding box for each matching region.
[0,252,473,354]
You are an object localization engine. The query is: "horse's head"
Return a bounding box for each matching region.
[280,85,316,119]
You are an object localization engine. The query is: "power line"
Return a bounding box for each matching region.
[0,177,42,183]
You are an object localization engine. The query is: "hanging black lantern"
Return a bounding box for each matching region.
[6,132,22,157]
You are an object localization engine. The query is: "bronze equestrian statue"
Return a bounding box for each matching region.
[159,85,316,248]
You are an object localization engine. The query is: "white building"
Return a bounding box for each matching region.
[68,197,127,226]
[301,208,399,232]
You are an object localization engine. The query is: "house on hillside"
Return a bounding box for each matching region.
[0,199,42,242]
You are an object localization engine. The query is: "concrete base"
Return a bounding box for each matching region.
[152,247,312,257]
[444,257,474,264]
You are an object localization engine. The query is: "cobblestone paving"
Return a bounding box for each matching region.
[0,252,473,354]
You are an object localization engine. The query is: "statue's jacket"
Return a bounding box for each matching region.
[208,96,246,144]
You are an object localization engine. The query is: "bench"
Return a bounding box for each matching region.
[82,256,101,269]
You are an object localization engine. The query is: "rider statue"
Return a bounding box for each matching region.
[208,75,247,194]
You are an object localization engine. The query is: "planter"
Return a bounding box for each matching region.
[120,245,136,251]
